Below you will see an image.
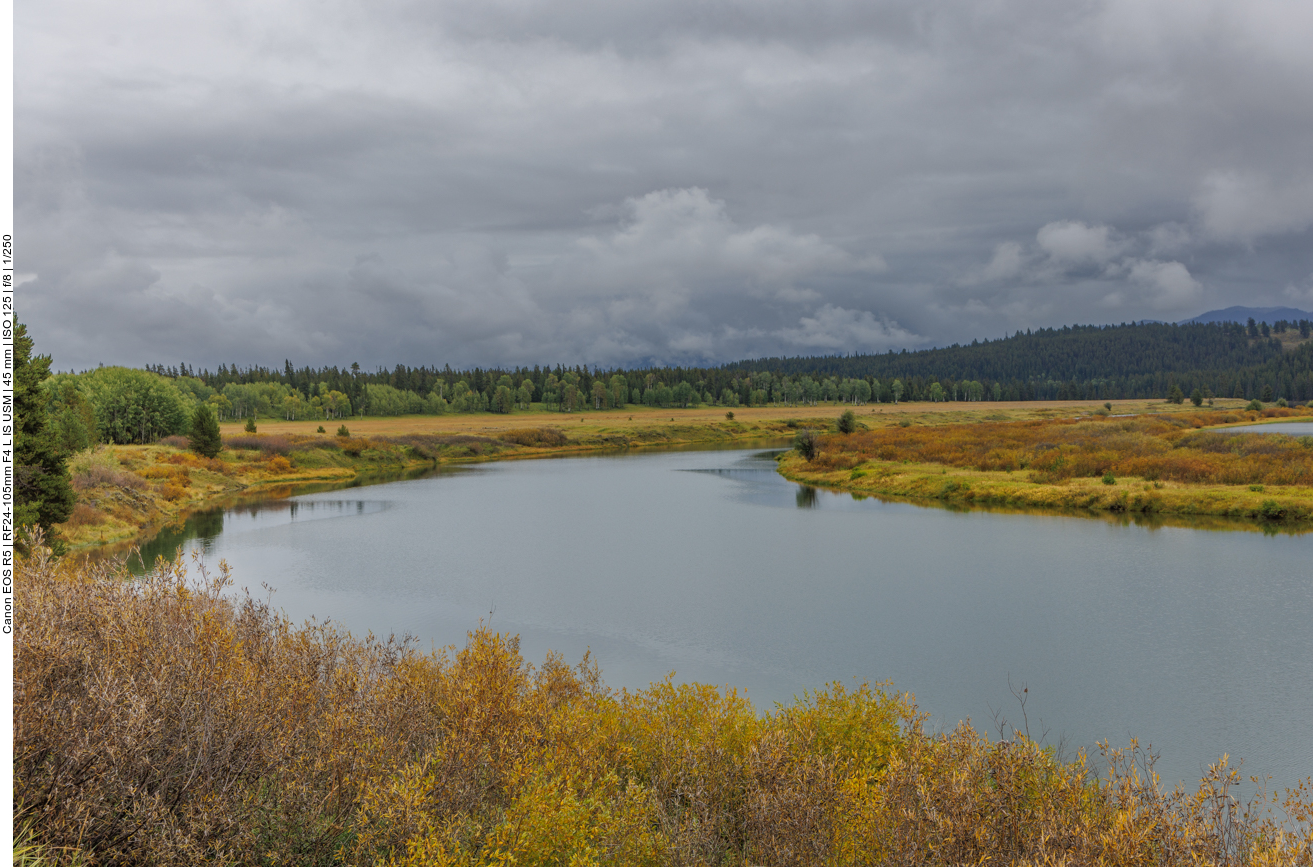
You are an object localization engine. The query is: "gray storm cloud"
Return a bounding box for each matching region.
[15,0,1313,370]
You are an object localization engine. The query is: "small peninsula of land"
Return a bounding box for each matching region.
[779,405,1313,527]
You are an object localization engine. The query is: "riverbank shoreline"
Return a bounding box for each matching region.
[56,397,1292,551]
[57,414,813,551]
[777,405,1313,528]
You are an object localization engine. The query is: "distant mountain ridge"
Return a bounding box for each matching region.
[1179,306,1313,325]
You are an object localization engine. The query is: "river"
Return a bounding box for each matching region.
[134,446,1313,789]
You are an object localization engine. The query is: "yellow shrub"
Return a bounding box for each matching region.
[14,537,1313,866]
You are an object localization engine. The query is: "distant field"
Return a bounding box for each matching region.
[225,397,1238,439]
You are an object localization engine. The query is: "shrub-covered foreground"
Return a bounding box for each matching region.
[16,543,1313,866]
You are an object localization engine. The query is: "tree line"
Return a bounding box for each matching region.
[36,319,1313,460]
[134,319,1313,418]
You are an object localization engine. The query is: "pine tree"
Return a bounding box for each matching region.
[189,404,222,458]
[14,324,76,550]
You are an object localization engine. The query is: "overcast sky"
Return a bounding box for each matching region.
[17,0,1313,372]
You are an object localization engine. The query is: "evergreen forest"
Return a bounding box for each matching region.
[38,318,1313,450]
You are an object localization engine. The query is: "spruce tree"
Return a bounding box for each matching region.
[14,323,76,549]
[189,403,222,458]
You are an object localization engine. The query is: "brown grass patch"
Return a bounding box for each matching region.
[71,463,148,492]
[497,427,571,447]
[224,434,294,455]
[63,502,104,528]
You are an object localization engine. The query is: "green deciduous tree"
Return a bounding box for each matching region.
[81,367,191,443]
[14,324,75,546]
[492,384,515,414]
[837,409,857,434]
[189,404,222,458]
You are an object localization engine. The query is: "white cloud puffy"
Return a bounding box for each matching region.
[1036,221,1121,266]
[1127,259,1202,308]
[963,219,1204,316]
[578,188,866,292]
[776,304,920,351]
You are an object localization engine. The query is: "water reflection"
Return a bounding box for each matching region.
[1213,422,1313,436]
[125,498,392,573]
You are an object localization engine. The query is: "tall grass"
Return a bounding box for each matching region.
[497,427,571,448]
[15,538,1312,865]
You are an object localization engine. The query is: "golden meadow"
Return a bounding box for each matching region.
[782,407,1313,524]
[15,539,1313,866]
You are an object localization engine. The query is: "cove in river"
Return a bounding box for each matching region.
[132,446,1313,790]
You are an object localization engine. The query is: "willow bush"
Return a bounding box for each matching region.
[14,539,1313,865]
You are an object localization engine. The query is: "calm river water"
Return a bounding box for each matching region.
[138,447,1313,789]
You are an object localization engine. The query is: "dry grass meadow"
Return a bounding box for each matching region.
[781,404,1313,526]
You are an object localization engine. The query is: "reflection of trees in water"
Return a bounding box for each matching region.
[130,508,226,572]
[795,486,819,509]
[190,508,225,542]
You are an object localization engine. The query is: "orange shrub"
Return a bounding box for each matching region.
[158,482,188,500]
[267,455,293,473]
[139,464,190,483]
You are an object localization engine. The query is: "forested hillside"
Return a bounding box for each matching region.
[44,319,1313,439]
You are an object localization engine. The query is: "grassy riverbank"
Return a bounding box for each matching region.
[54,410,812,550]
[16,543,1313,866]
[780,405,1313,526]
[54,398,1281,551]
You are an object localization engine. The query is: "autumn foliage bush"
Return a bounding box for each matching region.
[819,408,1313,487]
[14,540,1313,865]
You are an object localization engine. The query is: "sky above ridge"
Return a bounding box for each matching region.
[17,0,1313,371]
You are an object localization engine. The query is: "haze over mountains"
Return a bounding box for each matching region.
[1180,307,1313,325]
